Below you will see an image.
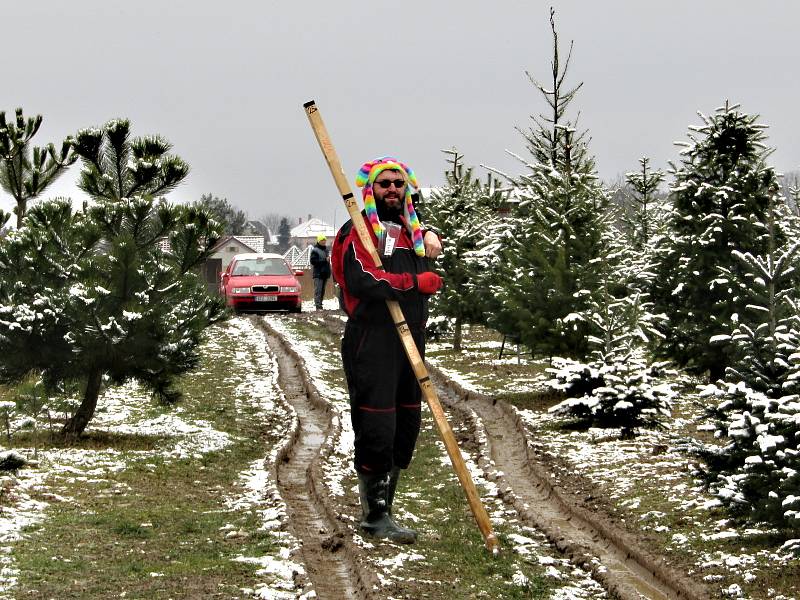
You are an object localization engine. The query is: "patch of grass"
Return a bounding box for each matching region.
[426,325,549,396]
[493,390,564,412]
[6,429,167,452]
[383,422,555,599]
[10,321,290,598]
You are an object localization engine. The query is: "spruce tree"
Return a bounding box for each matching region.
[482,8,610,359]
[699,195,800,531]
[651,102,781,380]
[0,108,77,228]
[0,119,225,437]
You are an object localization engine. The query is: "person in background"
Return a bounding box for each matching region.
[331,156,443,543]
[309,233,331,310]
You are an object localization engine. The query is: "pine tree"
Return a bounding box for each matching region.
[0,108,77,228]
[0,119,225,437]
[651,102,782,380]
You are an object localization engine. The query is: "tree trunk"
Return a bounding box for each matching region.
[453,317,463,352]
[61,369,103,438]
[15,199,26,229]
[708,362,725,383]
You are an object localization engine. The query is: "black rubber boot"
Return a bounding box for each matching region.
[357,472,416,544]
[386,466,418,542]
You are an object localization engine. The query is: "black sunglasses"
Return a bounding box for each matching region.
[375,179,406,189]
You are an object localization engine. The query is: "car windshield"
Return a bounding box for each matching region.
[232,258,291,276]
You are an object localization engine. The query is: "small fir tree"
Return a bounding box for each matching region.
[623,157,665,251]
[546,235,673,438]
[0,108,77,228]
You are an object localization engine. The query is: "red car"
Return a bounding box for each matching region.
[220,253,303,313]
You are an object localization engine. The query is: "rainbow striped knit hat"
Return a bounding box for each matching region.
[355,157,424,257]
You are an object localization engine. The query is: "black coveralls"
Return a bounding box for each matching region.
[333,216,431,475]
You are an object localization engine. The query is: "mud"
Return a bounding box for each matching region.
[256,317,379,600]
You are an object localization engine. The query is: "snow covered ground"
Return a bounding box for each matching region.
[0,317,306,599]
[428,340,800,600]
[2,307,795,598]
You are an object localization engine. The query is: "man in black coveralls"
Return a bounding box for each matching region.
[331,156,442,543]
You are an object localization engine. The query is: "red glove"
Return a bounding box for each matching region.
[416,271,442,295]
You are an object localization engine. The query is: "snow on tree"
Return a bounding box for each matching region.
[476,8,611,360]
[0,107,77,228]
[422,148,498,351]
[700,379,800,535]
[651,102,783,381]
[546,354,674,439]
[0,119,225,437]
[546,232,674,438]
[698,200,800,534]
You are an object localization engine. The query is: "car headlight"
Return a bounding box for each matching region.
[280,286,299,293]
[232,287,250,294]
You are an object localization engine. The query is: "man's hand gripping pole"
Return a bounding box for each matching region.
[303,100,500,556]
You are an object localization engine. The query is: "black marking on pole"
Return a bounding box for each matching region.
[343,192,354,200]
[419,376,430,384]
[395,320,407,328]
[303,100,316,108]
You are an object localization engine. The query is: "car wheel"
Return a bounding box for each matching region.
[290,305,301,314]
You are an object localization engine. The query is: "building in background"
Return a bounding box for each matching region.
[290,217,334,249]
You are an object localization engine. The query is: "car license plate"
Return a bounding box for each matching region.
[255,296,277,302]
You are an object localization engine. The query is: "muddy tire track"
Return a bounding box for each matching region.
[255,317,379,600]
[426,362,709,600]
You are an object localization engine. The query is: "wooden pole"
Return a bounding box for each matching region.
[303,100,500,555]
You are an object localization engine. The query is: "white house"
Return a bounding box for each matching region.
[290,218,335,249]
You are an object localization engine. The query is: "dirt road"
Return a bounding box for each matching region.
[257,312,709,599]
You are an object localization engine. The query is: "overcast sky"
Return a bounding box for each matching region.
[3,1,799,229]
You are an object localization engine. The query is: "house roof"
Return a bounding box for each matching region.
[210,235,265,254]
[290,218,335,239]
